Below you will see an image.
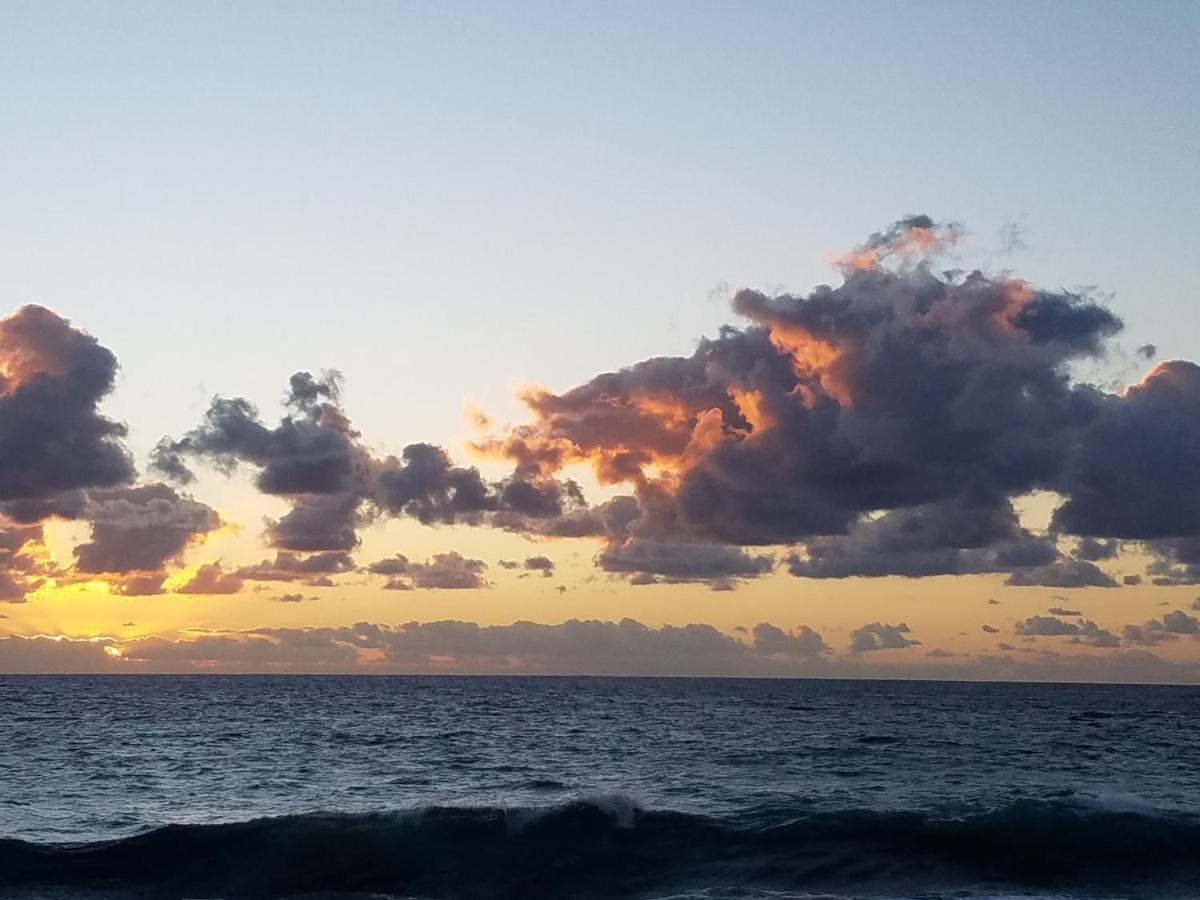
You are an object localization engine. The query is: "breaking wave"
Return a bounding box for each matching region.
[3,797,1198,898]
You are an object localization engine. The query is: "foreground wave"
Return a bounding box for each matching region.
[3,798,1198,899]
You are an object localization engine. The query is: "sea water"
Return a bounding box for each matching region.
[1,676,1197,898]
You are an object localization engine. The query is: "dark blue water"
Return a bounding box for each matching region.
[1,676,1198,899]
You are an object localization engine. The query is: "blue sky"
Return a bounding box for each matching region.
[3,1,1196,456]
[1,2,1200,676]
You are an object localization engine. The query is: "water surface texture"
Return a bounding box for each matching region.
[2,676,1198,899]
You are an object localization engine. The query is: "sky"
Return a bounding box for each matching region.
[1,1,1199,678]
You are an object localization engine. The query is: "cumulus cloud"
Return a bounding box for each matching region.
[0,525,50,602]
[749,623,830,658]
[467,216,1185,584]
[0,306,134,503]
[1014,615,1121,648]
[849,622,920,653]
[9,218,1200,602]
[0,618,831,676]
[176,563,244,595]
[236,551,355,586]
[4,619,1199,681]
[597,539,773,588]
[1121,610,1200,645]
[152,372,587,560]
[72,484,221,576]
[1005,560,1117,588]
[787,497,1054,579]
[1048,606,1082,616]
[367,552,489,590]
[271,593,317,603]
[1053,361,1200,539]
[925,648,964,658]
[1076,538,1119,561]
[522,555,555,577]
[1145,536,1200,586]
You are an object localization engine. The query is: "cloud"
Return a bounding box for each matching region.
[237,551,355,585]
[786,497,1055,579]
[176,563,244,595]
[0,306,134,504]
[849,622,920,653]
[4,619,1200,681]
[1145,536,1200,585]
[31,218,1200,590]
[72,484,221,575]
[110,572,168,596]
[596,538,773,588]
[152,373,587,558]
[749,623,830,658]
[1076,538,1119,561]
[469,217,1151,580]
[1005,560,1117,588]
[1048,607,1082,616]
[367,552,489,590]
[271,593,317,603]
[0,525,50,602]
[1053,361,1200,539]
[925,648,964,658]
[1014,615,1121,647]
[522,555,555,577]
[981,624,1000,634]
[1121,610,1200,645]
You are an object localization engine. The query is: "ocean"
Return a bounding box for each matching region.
[0,675,1197,899]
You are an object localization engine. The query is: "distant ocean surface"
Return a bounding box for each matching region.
[1,677,1198,900]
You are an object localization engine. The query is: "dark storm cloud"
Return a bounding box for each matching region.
[0,306,134,504]
[72,484,221,575]
[367,552,489,590]
[1004,560,1117,588]
[849,622,920,653]
[1014,615,1121,648]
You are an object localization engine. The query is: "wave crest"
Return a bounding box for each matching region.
[3,798,1199,897]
